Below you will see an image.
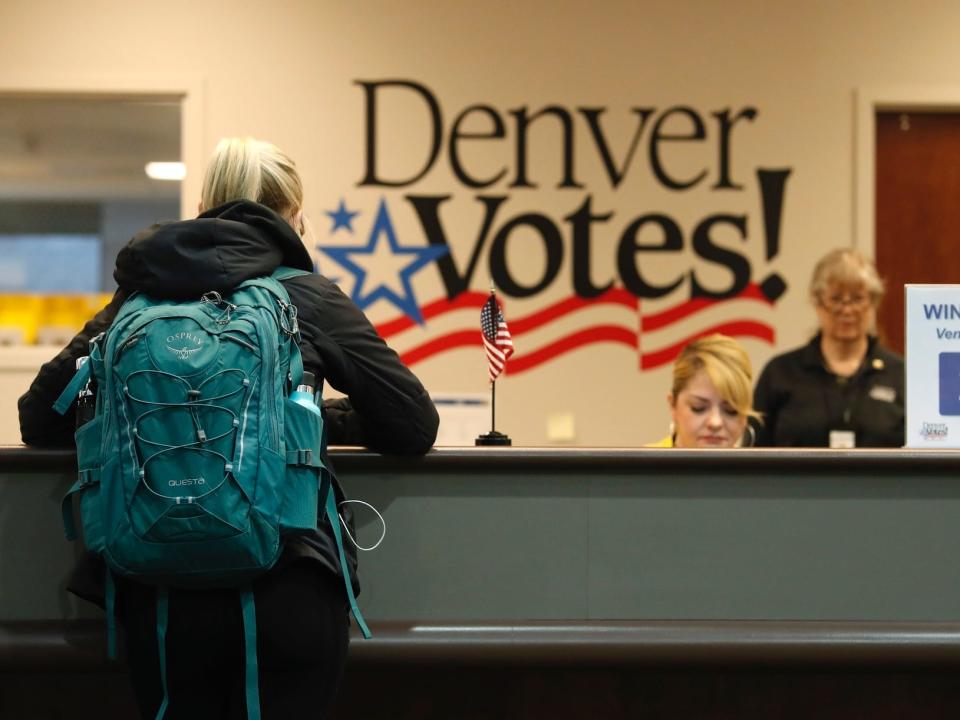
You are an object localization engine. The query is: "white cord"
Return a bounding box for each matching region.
[338,499,386,551]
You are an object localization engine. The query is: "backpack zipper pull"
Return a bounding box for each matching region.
[276,298,300,338]
[201,291,238,325]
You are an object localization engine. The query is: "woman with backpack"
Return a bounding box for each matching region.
[18,137,440,719]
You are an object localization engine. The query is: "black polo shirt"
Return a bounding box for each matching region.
[753,334,905,448]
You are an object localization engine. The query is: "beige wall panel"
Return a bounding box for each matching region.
[2,0,958,445]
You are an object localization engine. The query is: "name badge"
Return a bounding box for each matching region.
[829,430,856,449]
[869,385,897,404]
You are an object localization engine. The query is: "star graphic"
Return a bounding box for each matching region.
[325,199,360,234]
[316,198,449,324]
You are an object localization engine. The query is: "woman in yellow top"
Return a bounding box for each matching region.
[651,334,759,448]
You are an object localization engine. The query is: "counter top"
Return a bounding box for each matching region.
[4,444,960,473]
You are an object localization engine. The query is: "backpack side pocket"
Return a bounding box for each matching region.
[279,398,323,534]
[62,415,105,552]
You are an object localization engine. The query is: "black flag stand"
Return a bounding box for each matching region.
[475,379,511,446]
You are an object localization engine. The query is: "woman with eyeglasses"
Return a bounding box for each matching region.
[753,248,904,447]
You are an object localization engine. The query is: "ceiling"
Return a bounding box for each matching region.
[0,96,181,201]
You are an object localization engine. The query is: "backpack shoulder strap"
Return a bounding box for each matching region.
[53,359,92,415]
[239,588,262,720]
[235,267,310,303]
[271,266,311,282]
[322,472,372,639]
[233,267,310,389]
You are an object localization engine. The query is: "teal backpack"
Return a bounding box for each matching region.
[54,267,370,720]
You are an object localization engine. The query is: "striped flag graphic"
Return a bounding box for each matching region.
[374,284,775,375]
[480,292,514,382]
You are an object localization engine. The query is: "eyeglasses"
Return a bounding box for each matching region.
[818,292,872,312]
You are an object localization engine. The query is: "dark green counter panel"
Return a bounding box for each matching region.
[3,448,960,622]
[0,470,84,620]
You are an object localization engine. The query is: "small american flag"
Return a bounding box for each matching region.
[481,292,514,382]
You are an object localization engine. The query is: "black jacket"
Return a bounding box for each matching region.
[18,200,439,600]
[753,334,904,448]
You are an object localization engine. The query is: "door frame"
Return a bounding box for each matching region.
[0,71,205,220]
[854,85,960,260]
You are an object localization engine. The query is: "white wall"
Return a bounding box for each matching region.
[2,0,958,445]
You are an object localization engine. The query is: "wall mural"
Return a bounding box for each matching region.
[315,79,792,373]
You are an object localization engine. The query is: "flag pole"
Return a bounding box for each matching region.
[490,378,496,433]
[476,286,511,446]
[477,380,509,445]
[490,285,496,433]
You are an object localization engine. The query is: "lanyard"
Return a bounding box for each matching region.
[821,363,870,433]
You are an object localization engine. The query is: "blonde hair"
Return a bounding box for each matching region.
[200,138,303,222]
[809,248,884,305]
[671,334,758,420]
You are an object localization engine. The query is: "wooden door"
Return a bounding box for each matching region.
[875,112,960,354]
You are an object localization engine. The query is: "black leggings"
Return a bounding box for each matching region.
[119,562,350,720]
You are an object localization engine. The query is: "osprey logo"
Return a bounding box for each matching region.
[166,331,204,360]
[167,346,202,360]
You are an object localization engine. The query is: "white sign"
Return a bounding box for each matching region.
[431,393,490,446]
[905,284,960,447]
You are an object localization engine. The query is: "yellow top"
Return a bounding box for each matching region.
[645,435,674,448]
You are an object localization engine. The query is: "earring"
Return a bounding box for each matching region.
[668,421,675,437]
[742,423,757,448]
